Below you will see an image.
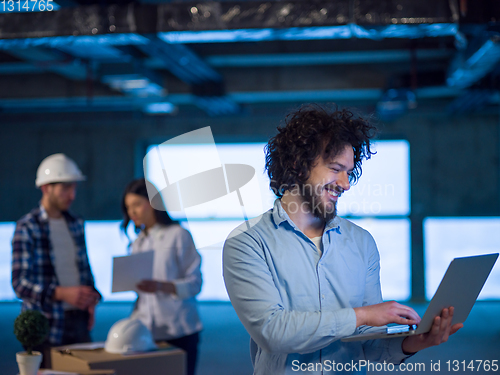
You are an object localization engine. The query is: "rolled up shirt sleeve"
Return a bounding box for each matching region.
[171,228,202,300]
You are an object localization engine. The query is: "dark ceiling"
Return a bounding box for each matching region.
[0,0,499,120]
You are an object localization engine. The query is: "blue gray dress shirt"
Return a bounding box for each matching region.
[223,199,409,374]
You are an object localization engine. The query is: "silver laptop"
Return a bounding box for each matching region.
[342,253,498,342]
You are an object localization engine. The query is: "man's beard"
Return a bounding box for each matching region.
[49,194,71,212]
[300,183,337,223]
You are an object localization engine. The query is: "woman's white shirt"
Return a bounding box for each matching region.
[130,223,203,340]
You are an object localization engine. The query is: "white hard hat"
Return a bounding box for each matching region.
[104,318,157,354]
[35,153,86,187]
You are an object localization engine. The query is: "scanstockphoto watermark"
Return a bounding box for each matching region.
[292,359,499,372]
[292,360,425,373]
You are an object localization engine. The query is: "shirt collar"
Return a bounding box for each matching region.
[38,202,76,223]
[139,223,162,238]
[271,198,288,228]
[272,198,342,234]
[38,203,49,222]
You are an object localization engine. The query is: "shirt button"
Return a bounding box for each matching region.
[322,295,325,299]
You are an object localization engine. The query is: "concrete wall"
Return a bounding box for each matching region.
[389,109,500,217]
[382,108,499,299]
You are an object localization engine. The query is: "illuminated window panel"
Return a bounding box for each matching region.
[337,140,410,217]
[182,218,410,302]
[146,140,409,219]
[178,220,245,301]
[0,222,16,300]
[145,143,274,220]
[197,246,226,301]
[2,219,228,303]
[84,221,137,301]
[350,218,411,301]
[0,221,136,302]
[424,217,500,300]
[1,217,409,302]
[85,220,232,302]
[0,140,410,302]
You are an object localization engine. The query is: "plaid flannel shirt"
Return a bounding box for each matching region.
[11,204,100,345]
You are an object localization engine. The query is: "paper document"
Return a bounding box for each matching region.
[111,251,154,292]
[54,342,105,351]
[39,371,85,374]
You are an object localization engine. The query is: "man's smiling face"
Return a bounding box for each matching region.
[299,144,354,222]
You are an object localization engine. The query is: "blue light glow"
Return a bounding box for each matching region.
[447,39,500,88]
[0,34,149,50]
[0,222,16,300]
[0,24,456,49]
[143,102,176,114]
[158,24,457,44]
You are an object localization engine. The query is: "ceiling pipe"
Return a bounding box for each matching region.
[0,1,458,40]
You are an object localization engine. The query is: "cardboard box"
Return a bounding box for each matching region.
[51,343,185,375]
[40,370,116,375]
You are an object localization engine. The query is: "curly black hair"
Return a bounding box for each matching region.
[265,104,377,198]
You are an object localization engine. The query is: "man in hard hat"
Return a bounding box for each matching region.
[223,104,462,375]
[12,153,101,368]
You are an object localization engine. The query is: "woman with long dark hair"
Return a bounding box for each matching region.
[121,178,202,375]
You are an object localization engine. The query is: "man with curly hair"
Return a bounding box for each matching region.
[223,104,462,374]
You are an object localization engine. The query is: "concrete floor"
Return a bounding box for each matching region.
[1,301,499,375]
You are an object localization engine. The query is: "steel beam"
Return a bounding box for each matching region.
[205,49,453,67]
[0,86,471,113]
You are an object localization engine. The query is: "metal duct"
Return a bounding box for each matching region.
[0,1,457,39]
[447,36,500,88]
